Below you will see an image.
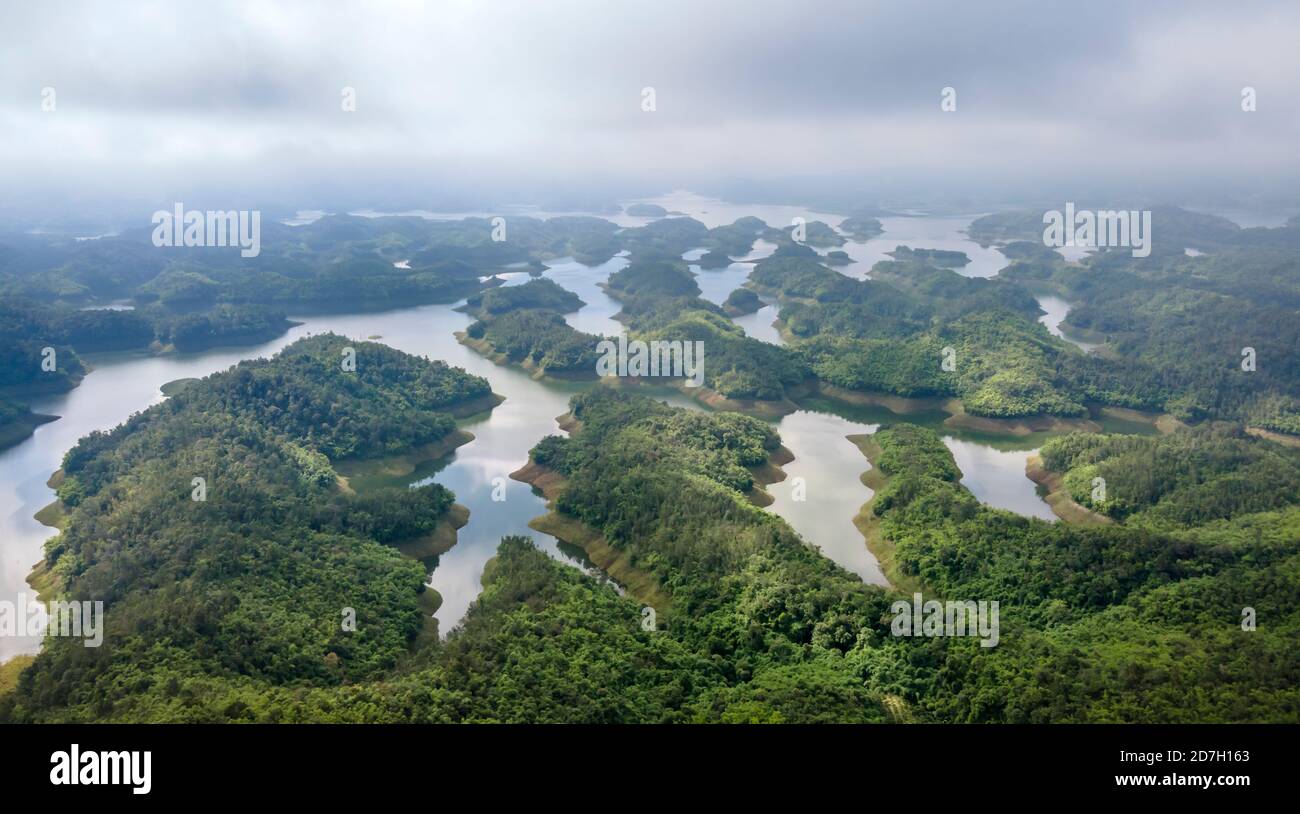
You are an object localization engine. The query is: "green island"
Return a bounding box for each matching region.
[838,215,885,241]
[625,203,668,218]
[722,287,763,316]
[887,245,971,267]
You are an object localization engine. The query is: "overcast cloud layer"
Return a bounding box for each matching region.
[2,0,1299,219]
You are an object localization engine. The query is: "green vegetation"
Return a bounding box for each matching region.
[4,202,1298,725]
[463,278,585,317]
[750,254,1104,416]
[619,217,710,257]
[0,336,491,721]
[0,214,646,368]
[57,335,491,515]
[887,245,970,267]
[606,257,701,300]
[0,656,34,699]
[866,423,1300,722]
[703,218,766,257]
[723,287,762,316]
[0,398,56,450]
[4,374,1296,723]
[873,423,962,481]
[992,210,1300,430]
[796,334,955,398]
[465,310,605,376]
[159,378,200,397]
[0,298,154,350]
[697,249,733,269]
[462,257,810,402]
[0,380,888,723]
[626,203,668,217]
[607,258,809,401]
[160,305,296,351]
[745,232,1300,424]
[456,223,1275,422]
[0,295,293,357]
[1040,425,1300,527]
[523,388,892,721]
[838,216,884,240]
[0,336,85,394]
[968,206,1244,252]
[770,220,844,248]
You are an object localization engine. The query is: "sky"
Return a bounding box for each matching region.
[2,0,1298,221]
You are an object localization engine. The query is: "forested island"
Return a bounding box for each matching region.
[887,245,971,267]
[838,215,885,240]
[626,203,668,217]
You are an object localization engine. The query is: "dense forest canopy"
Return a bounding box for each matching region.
[979,208,1300,428]
[2,337,494,719]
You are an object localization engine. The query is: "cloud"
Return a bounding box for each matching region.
[1,0,1297,212]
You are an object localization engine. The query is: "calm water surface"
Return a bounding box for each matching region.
[1036,294,1102,352]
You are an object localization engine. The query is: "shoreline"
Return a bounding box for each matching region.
[455,331,599,382]
[334,428,479,491]
[1024,454,1114,526]
[511,459,671,612]
[816,381,1106,436]
[459,328,805,416]
[29,470,70,603]
[0,411,59,452]
[846,434,919,595]
[393,502,470,562]
[1245,427,1300,448]
[746,444,793,507]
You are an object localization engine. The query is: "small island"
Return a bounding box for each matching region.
[696,249,734,269]
[887,245,971,267]
[838,215,884,240]
[626,203,668,217]
[770,220,844,248]
[723,287,763,316]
